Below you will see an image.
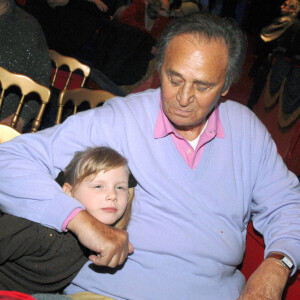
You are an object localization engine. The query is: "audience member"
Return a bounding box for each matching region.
[93,18,155,85]
[0,0,51,132]
[247,0,300,109]
[242,0,283,35]
[219,0,247,24]
[179,0,200,16]
[25,0,156,86]
[0,147,135,294]
[0,13,299,300]
[24,0,122,56]
[118,0,182,40]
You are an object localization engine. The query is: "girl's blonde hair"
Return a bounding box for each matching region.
[64,147,134,230]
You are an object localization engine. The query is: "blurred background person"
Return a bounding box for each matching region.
[0,0,51,132]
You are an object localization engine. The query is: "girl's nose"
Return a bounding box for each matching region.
[105,189,117,201]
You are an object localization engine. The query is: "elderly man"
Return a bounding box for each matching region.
[0,13,299,300]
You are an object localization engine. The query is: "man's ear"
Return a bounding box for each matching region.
[63,182,73,196]
[221,87,230,97]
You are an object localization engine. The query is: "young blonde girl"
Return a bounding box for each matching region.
[0,147,135,294]
[63,146,135,230]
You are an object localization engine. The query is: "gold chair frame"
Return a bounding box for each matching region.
[0,66,51,132]
[55,88,115,124]
[49,50,91,89]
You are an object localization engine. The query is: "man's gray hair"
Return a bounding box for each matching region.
[156,13,247,91]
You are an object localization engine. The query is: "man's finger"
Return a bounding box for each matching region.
[128,241,134,254]
[89,254,105,266]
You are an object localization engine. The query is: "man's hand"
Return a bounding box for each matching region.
[238,257,290,299]
[67,210,134,267]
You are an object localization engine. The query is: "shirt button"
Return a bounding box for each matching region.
[187,149,192,155]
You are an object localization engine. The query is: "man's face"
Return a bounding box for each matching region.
[160,34,229,139]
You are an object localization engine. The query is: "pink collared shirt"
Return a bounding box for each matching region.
[154,99,224,170]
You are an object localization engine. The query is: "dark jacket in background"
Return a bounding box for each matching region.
[0,0,51,127]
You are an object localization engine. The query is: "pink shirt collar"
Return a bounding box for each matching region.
[154,95,224,169]
[154,97,224,140]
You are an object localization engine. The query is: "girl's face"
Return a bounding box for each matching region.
[63,166,129,225]
[47,0,69,8]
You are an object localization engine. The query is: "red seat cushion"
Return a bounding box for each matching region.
[241,222,300,299]
[51,69,84,90]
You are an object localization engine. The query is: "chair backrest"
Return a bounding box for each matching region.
[49,50,91,90]
[55,88,115,124]
[0,66,51,132]
[0,123,21,143]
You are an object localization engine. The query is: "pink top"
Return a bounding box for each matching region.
[62,207,83,232]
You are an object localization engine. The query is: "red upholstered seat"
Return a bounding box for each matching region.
[50,69,85,91]
[285,122,300,177]
[241,222,300,299]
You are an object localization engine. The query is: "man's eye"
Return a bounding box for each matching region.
[169,75,182,86]
[171,80,180,86]
[196,85,208,92]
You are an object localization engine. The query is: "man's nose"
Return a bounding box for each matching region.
[177,84,195,107]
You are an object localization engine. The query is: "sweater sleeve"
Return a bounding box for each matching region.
[0,101,124,231]
[0,109,104,230]
[249,111,300,275]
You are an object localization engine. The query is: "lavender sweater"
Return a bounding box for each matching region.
[0,88,299,299]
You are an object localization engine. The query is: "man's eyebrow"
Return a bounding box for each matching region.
[166,69,184,78]
[193,80,216,87]
[166,69,217,87]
